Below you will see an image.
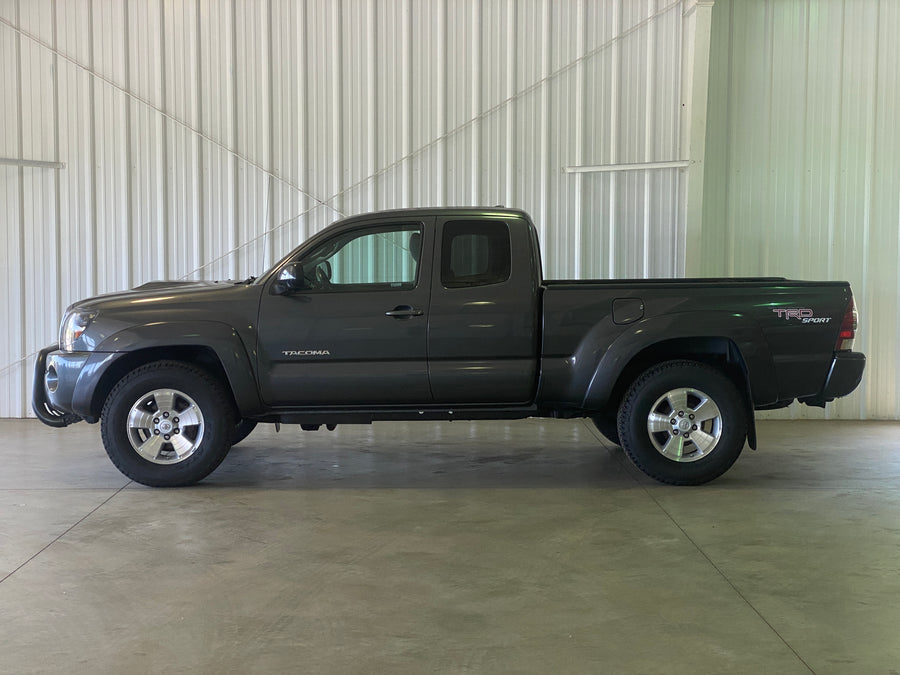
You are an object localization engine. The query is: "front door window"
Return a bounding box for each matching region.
[283,226,422,292]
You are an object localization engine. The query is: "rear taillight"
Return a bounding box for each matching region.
[837,298,858,351]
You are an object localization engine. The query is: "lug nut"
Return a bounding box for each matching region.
[173,417,179,424]
[684,433,690,440]
[689,414,695,420]
[673,430,680,436]
[692,424,698,431]
[678,411,685,417]
[154,418,159,424]
[670,418,677,425]
[164,434,170,441]
[154,430,160,435]
[163,412,170,419]
[174,429,180,435]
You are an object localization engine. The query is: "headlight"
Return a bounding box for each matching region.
[60,311,98,351]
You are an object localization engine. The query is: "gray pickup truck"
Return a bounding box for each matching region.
[34,207,865,487]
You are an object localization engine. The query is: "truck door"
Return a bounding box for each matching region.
[427,216,540,404]
[257,220,433,406]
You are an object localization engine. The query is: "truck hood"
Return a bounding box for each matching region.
[64,279,264,353]
[72,279,253,312]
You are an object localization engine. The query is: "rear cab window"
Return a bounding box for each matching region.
[440,220,511,289]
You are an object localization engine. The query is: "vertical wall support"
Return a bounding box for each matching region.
[681,0,715,276]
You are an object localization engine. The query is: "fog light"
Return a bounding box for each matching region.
[46,365,59,393]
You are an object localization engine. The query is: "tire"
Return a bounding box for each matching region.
[232,419,258,446]
[617,360,747,485]
[591,414,620,446]
[100,361,235,487]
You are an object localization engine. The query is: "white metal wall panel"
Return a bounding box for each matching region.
[1,1,23,413]
[2,0,691,418]
[703,0,900,420]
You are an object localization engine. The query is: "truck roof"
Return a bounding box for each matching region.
[333,206,531,225]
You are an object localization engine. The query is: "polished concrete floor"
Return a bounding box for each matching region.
[1,417,899,674]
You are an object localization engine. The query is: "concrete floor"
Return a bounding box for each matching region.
[1,418,899,674]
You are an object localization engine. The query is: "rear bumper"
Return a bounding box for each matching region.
[800,351,866,408]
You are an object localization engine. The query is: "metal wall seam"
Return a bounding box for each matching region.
[607,0,621,278]
[14,0,26,414]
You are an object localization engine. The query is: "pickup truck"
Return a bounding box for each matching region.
[33,207,865,487]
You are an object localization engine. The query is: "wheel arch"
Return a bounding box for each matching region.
[79,322,263,421]
[89,347,212,417]
[586,336,758,450]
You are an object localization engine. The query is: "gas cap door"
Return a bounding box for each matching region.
[613,298,644,325]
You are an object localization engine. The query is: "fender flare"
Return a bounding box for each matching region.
[580,311,778,411]
[76,321,262,417]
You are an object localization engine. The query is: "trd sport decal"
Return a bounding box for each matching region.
[772,308,832,324]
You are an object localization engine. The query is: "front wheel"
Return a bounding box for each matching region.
[617,360,748,485]
[100,361,235,487]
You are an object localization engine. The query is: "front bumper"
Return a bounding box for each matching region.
[33,345,84,427]
[800,350,866,408]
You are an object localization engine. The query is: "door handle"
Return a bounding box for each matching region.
[385,305,424,318]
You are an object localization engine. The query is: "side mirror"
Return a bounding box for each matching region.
[272,262,307,295]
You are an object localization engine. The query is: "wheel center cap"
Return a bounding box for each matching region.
[678,419,692,432]
[159,420,174,434]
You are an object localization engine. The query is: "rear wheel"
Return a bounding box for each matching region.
[100,361,235,487]
[618,360,747,485]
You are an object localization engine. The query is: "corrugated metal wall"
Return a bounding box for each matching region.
[703,0,900,420]
[1,0,693,418]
